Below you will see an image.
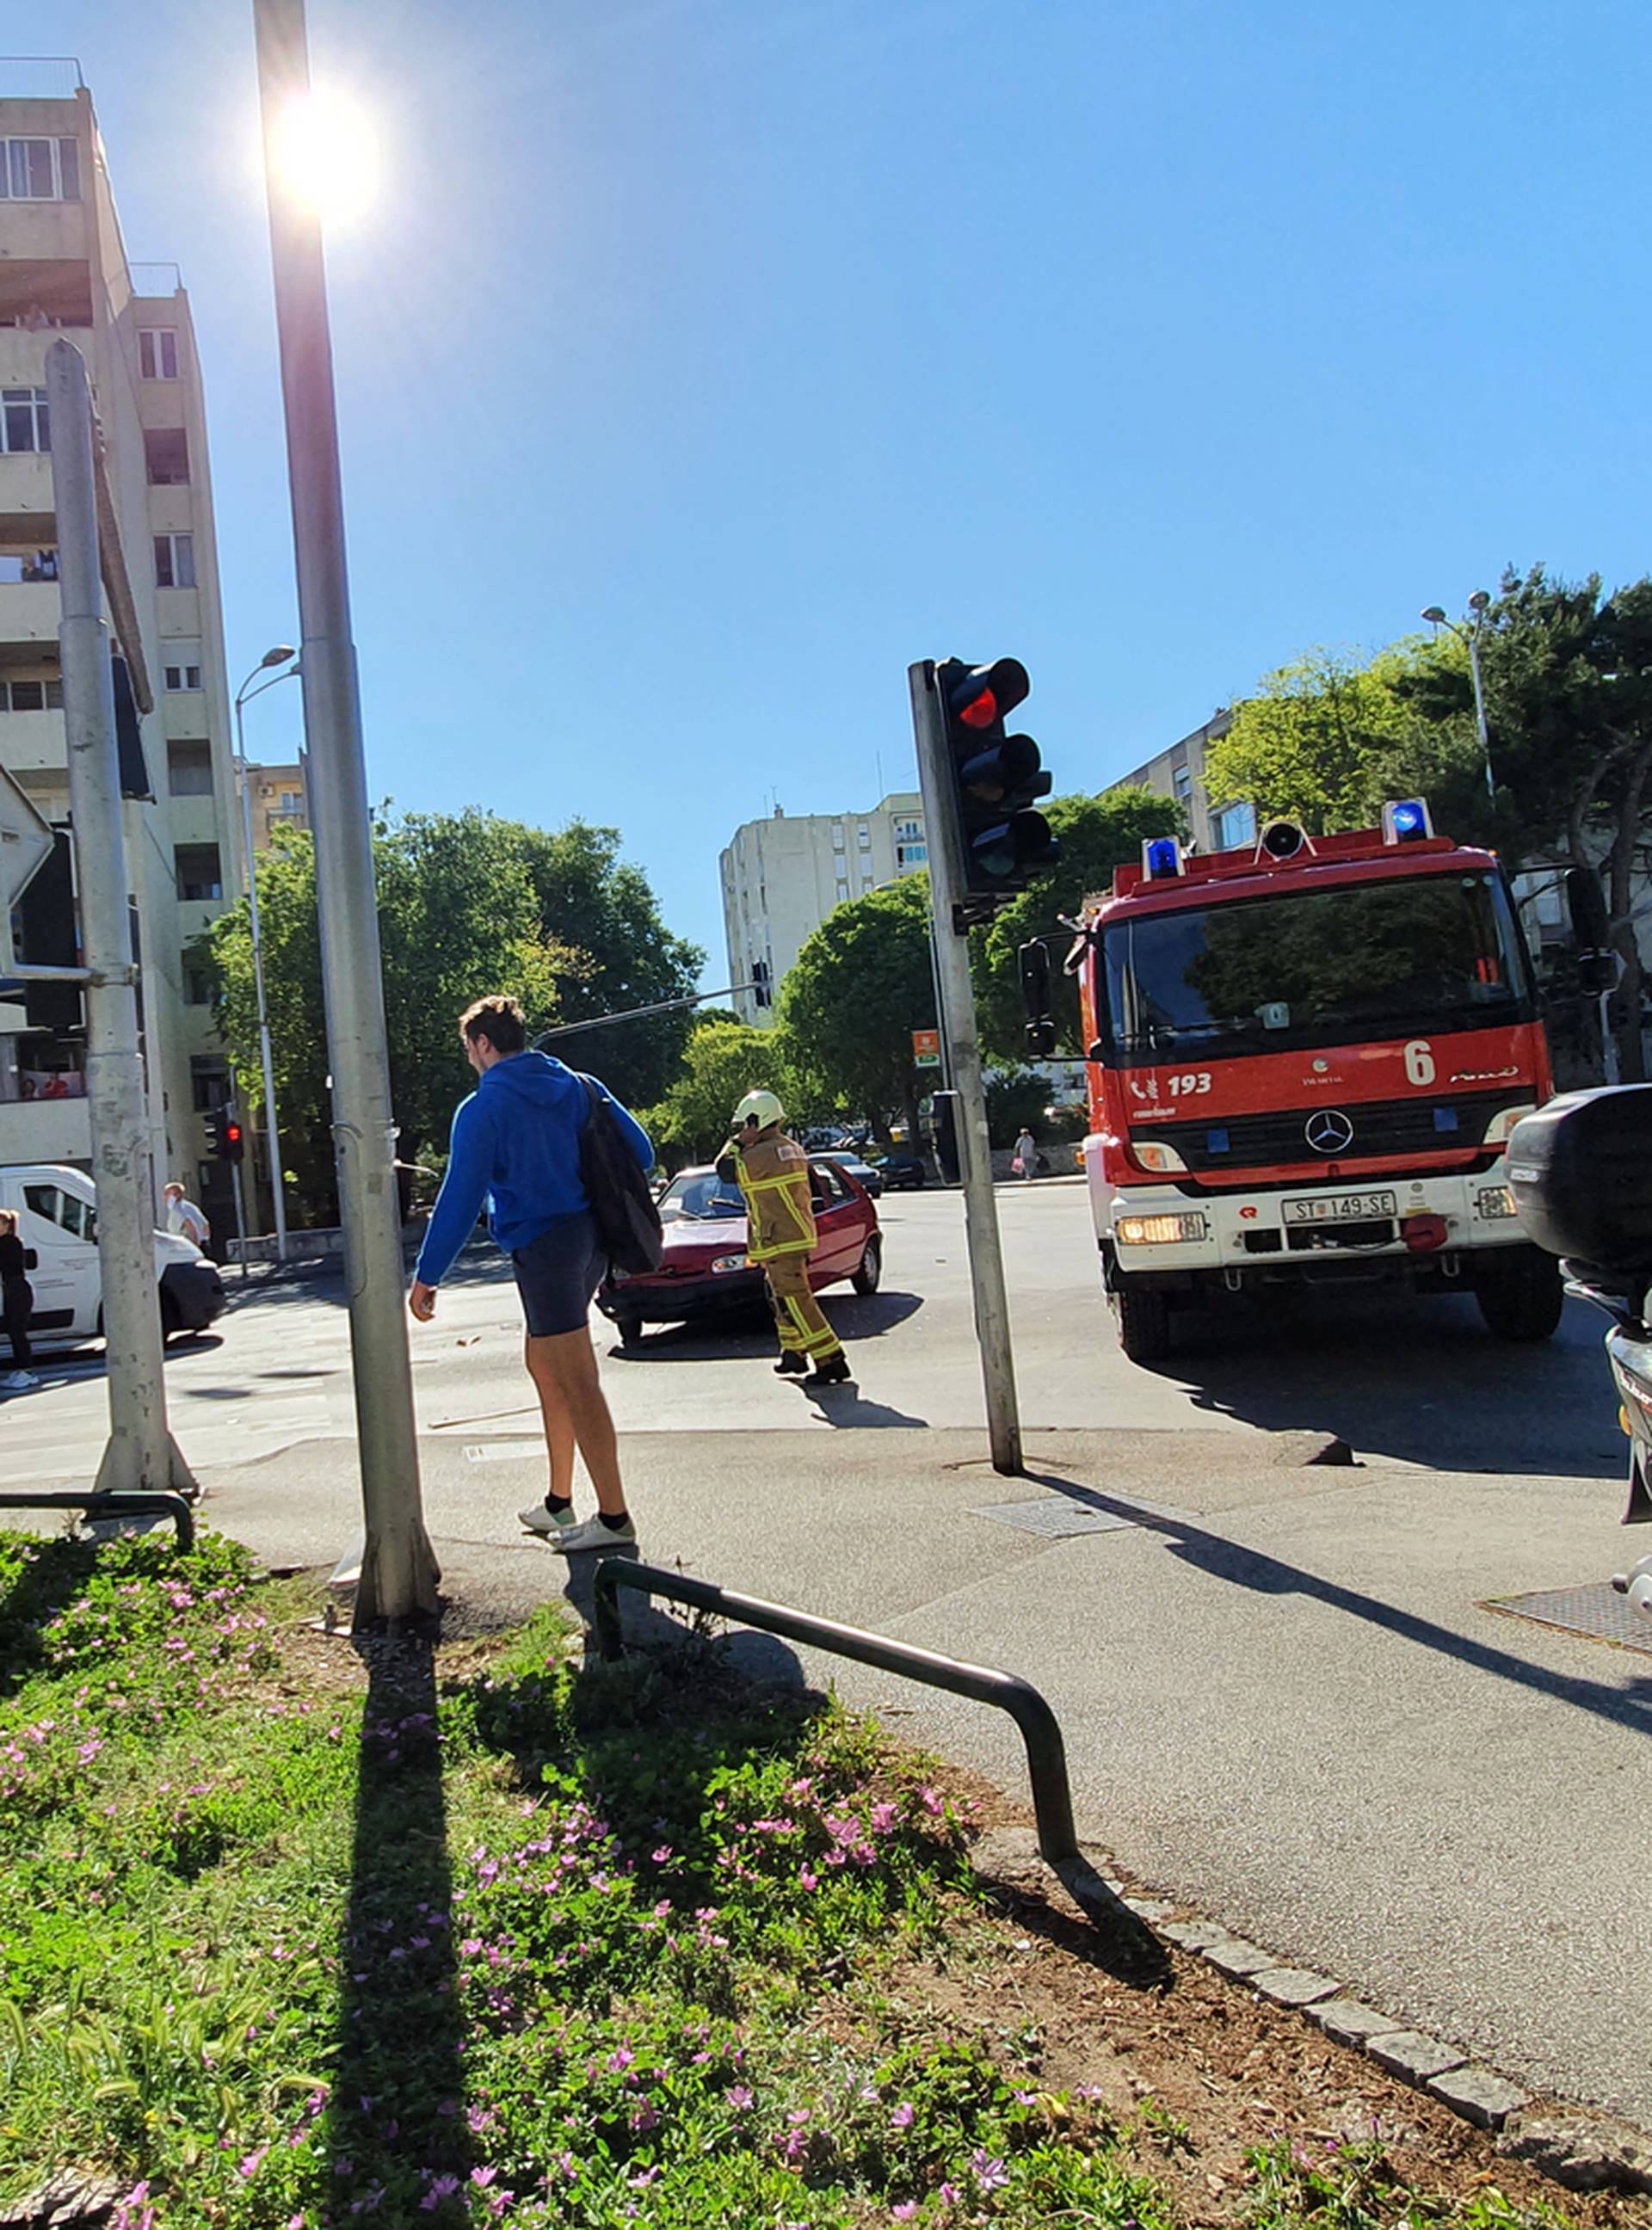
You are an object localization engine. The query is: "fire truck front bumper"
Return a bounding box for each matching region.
[1095,1161,1535,1291]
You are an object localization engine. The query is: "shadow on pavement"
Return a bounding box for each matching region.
[1144,1291,1618,1478]
[329,1637,471,2215]
[602,1291,923,1364]
[798,1383,929,1428]
[1024,1467,1652,1740]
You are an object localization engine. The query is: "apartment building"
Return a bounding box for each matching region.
[0,65,243,1229]
[720,793,928,1025]
[1107,709,1254,853]
[244,760,308,853]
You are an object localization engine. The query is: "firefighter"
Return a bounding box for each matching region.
[718,1088,853,1385]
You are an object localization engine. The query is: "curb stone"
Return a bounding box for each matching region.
[963,1823,1652,2191]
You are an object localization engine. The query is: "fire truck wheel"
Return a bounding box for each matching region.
[1474,1251,1563,1342]
[1113,1277,1172,1364]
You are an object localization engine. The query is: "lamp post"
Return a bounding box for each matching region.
[234,644,298,1262]
[1421,591,1495,801]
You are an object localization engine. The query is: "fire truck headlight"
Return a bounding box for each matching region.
[1116,1212,1208,1246]
[1476,1186,1519,1220]
[1482,1104,1538,1146]
[1130,1140,1189,1174]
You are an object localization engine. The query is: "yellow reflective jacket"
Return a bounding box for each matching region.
[722,1125,817,1263]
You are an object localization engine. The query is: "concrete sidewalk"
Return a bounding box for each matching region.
[184,1419,1651,2130]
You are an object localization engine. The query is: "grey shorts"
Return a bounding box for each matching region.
[511,1214,604,1337]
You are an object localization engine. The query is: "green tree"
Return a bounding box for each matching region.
[512,821,705,1109]
[972,789,1186,1061]
[779,876,937,1148]
[1201,645,1433,833]
[644,1020,796,1167]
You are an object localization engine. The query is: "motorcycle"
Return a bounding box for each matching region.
[1507,1084,1652,1621]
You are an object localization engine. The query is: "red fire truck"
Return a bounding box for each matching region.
[1072,801,1562,1360]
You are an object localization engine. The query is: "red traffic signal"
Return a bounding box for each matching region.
[222,1116,245,1163]
[935,656,1055,902]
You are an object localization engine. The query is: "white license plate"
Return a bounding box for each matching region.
[1282,1191,1397,1225]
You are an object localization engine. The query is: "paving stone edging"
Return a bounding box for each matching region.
[971,1827,1652,2196]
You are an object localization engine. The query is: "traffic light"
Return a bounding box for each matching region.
[1020,939,1057,1057]
[222,1112,245,1163]
[202,1110,221,1159]
[751,959,771,1009]
[935,656,1057,915]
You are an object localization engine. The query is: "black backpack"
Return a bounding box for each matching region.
[576,1075,663,1275]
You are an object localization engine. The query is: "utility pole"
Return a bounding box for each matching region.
[234,650,299,1263]
[909,658,1022,1475]
[252,0,437,1626]
[46,341,197,1500]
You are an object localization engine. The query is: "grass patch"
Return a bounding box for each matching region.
[0,1527,1581,2230]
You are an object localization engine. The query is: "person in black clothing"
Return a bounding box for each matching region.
[0,1209,38,1391]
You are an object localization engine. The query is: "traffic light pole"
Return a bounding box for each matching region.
[46,341,198,1502]
[908,660,1022,1475]
[253,0,438,1627]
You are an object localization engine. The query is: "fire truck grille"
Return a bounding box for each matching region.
[1130,1088,1514,1174]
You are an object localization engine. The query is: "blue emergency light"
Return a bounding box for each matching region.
[1143,836,1183,879]
[1382,798,1433,845]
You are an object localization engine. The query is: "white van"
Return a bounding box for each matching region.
[0,1163,226,1351]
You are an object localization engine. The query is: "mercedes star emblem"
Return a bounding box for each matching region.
[1304,1108,1356,1155]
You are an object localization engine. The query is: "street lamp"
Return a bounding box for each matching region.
[234,644,299,1262]
[1420,593,1495,802]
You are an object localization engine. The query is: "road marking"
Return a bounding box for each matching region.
[465,1440,546,1463]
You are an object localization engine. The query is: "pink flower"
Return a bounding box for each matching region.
[893,2207,918,2222]
[971,2148,1009,2191]
[890,2102,915,2129]
[798,1866,817,1891]
[727,2085,754,2112]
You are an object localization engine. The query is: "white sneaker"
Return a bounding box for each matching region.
[2,1371,37,1391]
[552,1512,637,1555]
[519,1500,576,1537]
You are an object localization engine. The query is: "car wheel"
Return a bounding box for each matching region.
[851,1235,883,1296]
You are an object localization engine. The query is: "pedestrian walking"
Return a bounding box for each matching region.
[0,1209,38,1391]
[1014,1126,1037,1180]
[718,1089,852,1386]
[408,995,653,1552]
[163,1181,211,1250]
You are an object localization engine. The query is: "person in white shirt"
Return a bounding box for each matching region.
[1014,1127,1038,1180]
[163,1181,210,1251]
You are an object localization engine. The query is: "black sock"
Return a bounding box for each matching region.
[598,1508,632,1532]
[545,1491,573,1514]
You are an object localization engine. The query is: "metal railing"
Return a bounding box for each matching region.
[593,1559,1078,1865]
[126,262,182,299]
[0,1489,194,1549]
[0,59,83,98]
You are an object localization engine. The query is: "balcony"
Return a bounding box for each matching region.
[176,898,225,946]
[0,1093,92,1165]
[166,792,224,848]
[0,450,53,541]
[0,578,59,644]
[0,705,63,772]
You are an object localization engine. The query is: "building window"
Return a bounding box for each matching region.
[139,329,180,380]
[832,829,845,852]
[175,844,222,902]
[0,550,57,582]
[896,841,927,868]
[835,879,849,902]
[895,818,922,841]
[183,964,213,1007]
[153,533,195,589]
[163,642,204,692]
[1,388,50,454]
[168,741,213,797]
[0,139,80,202]
[860,875,874,890]
[0,678,64,712]
[1173,763,1193,804]
[1212,801,1256,849]
[144,428,190,484]
[189,1056,230,1112]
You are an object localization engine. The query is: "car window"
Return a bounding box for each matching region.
[811,1161,848,1205]
[23,1183,92,1239]
[660,1172,747,1222]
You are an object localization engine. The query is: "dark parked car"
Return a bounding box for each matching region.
[875,1154,927,1190]
[596,1158,882,1346]
[817,1151,884,1198]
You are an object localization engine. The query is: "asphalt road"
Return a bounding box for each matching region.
[3,1183,1647,2124]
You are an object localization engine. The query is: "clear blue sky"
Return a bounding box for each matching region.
[48,0,1652,983]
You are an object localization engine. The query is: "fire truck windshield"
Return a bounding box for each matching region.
[1100,871,1533,1062]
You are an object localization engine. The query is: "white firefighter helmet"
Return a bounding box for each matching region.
[734,1087,785,1131]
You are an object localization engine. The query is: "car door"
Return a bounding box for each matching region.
[19,1179,98,1340]
[805,1160,864,1285]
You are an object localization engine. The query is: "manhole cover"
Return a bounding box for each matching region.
[1484,1582,1652,1657]
[972,1498,1139,1539]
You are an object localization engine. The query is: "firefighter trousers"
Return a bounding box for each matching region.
[763,1254,843,1361]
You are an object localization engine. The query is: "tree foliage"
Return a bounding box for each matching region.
[204,810,696,1221]
[972,789,1186,1061]
[1200,646,1433,834]
[643,1020,796,1167]
[779,876,938,1146]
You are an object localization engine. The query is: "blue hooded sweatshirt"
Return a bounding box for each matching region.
[413,1050,653,1287]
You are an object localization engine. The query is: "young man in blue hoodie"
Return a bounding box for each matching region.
[408,995,654,1552]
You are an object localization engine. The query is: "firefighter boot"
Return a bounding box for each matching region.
[807,1351,853,1387]
[774,1350,809,1377]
